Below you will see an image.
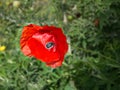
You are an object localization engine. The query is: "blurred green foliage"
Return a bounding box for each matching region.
[0,0,120,90]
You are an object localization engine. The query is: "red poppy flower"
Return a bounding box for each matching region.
[20,24,68,68]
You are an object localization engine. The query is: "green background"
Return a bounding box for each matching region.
[0,0,120,90]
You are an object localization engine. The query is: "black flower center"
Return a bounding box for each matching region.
[46,42,54,49]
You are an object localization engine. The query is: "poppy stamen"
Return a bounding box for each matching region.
[46,42,54,49]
